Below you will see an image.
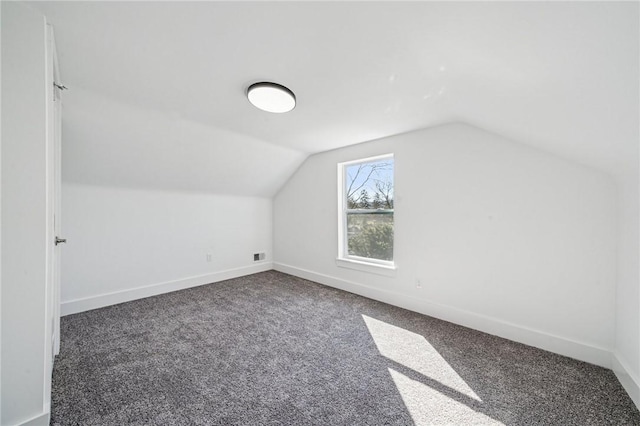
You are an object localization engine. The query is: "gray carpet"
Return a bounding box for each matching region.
[51,271,640,425]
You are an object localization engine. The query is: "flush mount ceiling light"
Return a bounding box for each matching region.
[247,82,296,113]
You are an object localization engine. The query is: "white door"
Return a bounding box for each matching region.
[53,61,63,356]
[42,21,63,413]
[45,23,63,374]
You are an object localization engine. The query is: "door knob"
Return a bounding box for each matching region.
[55,237,67,245]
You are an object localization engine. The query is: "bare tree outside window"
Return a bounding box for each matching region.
[343,157,394,262]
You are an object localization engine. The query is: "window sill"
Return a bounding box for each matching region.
[336,257,397,277]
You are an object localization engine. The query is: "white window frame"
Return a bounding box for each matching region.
[337,154,396,276]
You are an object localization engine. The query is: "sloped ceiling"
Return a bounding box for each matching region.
[30,1,638,195]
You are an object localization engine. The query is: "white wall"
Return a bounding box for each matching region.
[60,183,273,314]
[0,2,3,420]
[1,3,51,425]
[1,1,3,420]
[274,123,618,367]
[614,174,640,406]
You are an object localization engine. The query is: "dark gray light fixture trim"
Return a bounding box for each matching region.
[247,82,296,113]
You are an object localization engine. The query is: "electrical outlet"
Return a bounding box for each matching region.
[415,279,422,289]
[206,253,213,262]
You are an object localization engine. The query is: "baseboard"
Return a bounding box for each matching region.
[273,262,612,369]
[612,352,640,410]
[61,262,273,316]
[16,411,50,426]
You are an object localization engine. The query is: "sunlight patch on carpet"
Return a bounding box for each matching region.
[362,314,481,401]
[362,314,504,424]
[388,368,503,426]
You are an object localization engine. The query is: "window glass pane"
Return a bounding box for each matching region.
[346,159,394,210]
[347,212,394,261]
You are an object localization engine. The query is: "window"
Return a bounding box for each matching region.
[338,154,395,272]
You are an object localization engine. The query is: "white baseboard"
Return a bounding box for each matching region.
[17,411,50,426]
[274,262,612,369]
[613,352,640,410]
[61,262,273,316]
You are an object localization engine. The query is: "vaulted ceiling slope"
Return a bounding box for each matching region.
[30,1,638,195]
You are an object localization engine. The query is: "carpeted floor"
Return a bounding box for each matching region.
[51,271,640,425]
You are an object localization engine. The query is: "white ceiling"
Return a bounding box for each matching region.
[30,1,639,195]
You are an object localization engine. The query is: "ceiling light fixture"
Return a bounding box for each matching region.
[247,82,296,113]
